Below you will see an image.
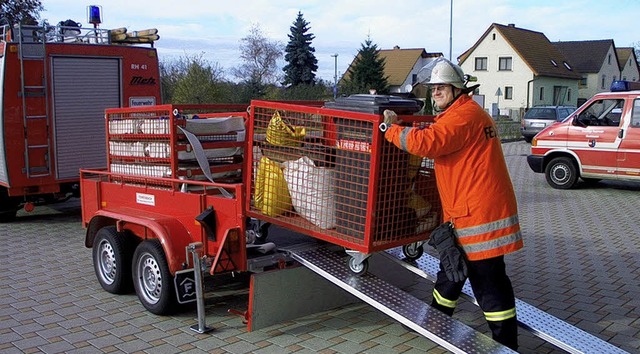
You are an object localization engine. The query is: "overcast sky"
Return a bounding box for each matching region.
[40,0,640,83]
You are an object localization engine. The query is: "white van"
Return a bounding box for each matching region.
[527,80,640,189]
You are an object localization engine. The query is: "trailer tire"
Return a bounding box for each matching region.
[93,226,133,294]
[132,239,175,315]
[545,157,578,189]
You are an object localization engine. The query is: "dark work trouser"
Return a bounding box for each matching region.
[431,255,518,350]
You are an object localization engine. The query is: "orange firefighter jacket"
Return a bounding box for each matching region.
[385,94,523,261]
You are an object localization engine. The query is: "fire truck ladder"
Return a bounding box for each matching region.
[17,24,51,178]
[285,244,515,353]
[383,248,629,354]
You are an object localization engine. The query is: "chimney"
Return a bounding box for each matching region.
[508,23,515,27]
[393,45,400,50]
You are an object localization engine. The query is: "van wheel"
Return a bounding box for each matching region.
[132,239,175,315]
[545,157,578,189]
[93,226,133,294]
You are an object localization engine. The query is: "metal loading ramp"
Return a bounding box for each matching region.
[285,244,515,354]
[383,248,630,354]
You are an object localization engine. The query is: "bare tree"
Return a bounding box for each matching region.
[0,0,43,26]
[232,24,283,91]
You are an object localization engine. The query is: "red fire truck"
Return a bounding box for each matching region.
[0,22,162,221]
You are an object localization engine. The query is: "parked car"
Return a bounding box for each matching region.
[520,106,576,142]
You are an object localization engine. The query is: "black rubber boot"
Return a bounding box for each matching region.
[430,299,455,316]
[487,317,518,351]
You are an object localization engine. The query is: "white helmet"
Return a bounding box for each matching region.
[417,57,466,89]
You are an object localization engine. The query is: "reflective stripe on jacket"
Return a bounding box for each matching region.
[385,94,523,260]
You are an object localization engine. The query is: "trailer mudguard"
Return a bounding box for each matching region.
[86,208,194,274]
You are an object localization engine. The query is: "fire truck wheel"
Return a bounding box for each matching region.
[402,242,424,261]
[545,157,578,189]
[93,226,133,294]
[132,239,175,315]
[0,210,17,223]
[0,189,19,223]
[347,257,369,276]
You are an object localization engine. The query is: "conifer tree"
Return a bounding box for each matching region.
[341,37,389,95]
[282,11,318,86]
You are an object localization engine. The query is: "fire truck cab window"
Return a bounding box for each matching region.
[633,99,640,127]
[577,99,624,127]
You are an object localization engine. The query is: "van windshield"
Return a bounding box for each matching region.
[525,108,556,120]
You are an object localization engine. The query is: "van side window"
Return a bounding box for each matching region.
[577,99,624,127]
[632,99,640,128]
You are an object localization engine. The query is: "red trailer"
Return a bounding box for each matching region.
[79,101,630,354]
[0,23,162,221]
[80,100,439,314]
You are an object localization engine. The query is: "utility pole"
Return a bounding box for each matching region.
[449,0,453,60]
[331,54,338,99]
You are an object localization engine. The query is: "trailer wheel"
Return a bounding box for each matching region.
[132,239,175,315]
[93,226,133,294]
[347,257,369,276]
[545,157,578,189]
[402,242,424,261]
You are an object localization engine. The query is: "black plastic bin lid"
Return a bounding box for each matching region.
[324,94,423,114]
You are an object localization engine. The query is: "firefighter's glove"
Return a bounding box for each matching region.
[427,222,468,283]
[383,109,399,125]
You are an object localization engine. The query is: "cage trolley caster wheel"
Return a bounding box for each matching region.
[402,241,425,261]
[345,250,371,276]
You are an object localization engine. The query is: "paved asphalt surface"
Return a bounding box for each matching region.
[0,140,638,353]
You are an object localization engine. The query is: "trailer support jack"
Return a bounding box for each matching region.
[188,242,214,334]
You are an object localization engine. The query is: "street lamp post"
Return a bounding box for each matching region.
[449,0,453,60]
[331,53,338,98]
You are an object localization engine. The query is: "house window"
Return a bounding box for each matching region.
[601,75,606,89]
[475,57,487,71]
[539,87,544,101]
[504,86,513,99]
[608,54,611,65]
[412,74,417,85]
[492,33,496,40]
[579,77,587,86]
[498,57,512,71]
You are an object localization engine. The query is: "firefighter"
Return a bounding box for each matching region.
[380,57,523,350]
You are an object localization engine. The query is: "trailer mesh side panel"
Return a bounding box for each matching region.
[104,105,246,191]
[247,102,441,253]
[0,52,7,183]
[52,57,121,179]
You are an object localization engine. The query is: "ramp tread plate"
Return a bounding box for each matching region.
[384,247,629,354]
[286,244,513,354]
